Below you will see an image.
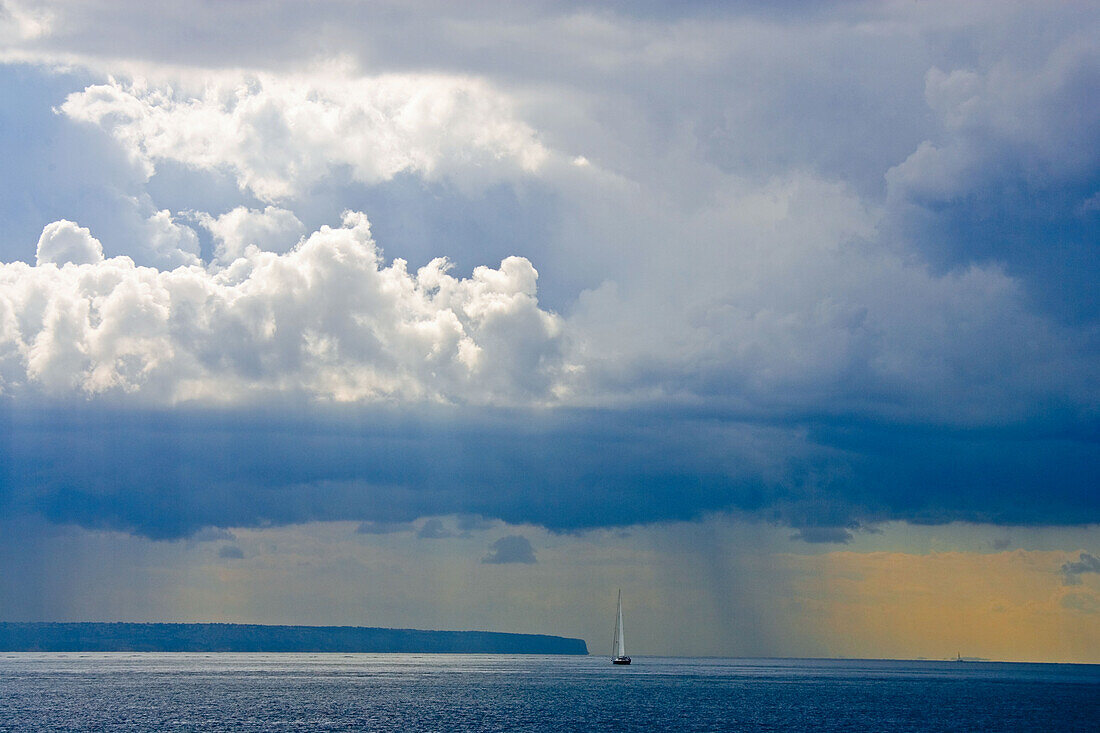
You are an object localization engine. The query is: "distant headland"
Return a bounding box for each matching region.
[0,622,589,655]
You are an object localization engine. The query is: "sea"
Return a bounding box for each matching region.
[1,654,1097,731]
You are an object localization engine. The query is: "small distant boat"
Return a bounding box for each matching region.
[611,589,631,665]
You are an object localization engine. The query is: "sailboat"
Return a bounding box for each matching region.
[611,589,631,665]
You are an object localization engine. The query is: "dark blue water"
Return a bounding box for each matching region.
[1,653,1097,731]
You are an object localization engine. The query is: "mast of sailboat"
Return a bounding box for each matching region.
[611,589,631,664]
[614,589,626,658]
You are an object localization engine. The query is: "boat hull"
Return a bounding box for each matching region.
[612,657,631,665]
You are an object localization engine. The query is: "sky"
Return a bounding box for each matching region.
[0,0,1097,662]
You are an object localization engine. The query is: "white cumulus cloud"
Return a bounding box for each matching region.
[36,219,104,265]
[141,209,202,268]
[59,71,551,201]
[197,206,305,264]
[0,211,565,403]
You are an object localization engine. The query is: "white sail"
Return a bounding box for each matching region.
[613,589,627,658]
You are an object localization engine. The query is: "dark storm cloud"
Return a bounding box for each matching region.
[1061,592,1100,614]
[885,41,1100,324]
[417,519,454,539]
[1,404,1096,540]
[482,535,537,564]
[1061,552,1100,586]
[217,544,244,560]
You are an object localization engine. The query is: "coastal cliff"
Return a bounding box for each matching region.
[0,622,589,654]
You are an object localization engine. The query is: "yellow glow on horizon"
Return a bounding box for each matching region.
[784,549,1100,663]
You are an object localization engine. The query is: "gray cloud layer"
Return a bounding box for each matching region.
[482,535,536,564]
[0,0,1096,538]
